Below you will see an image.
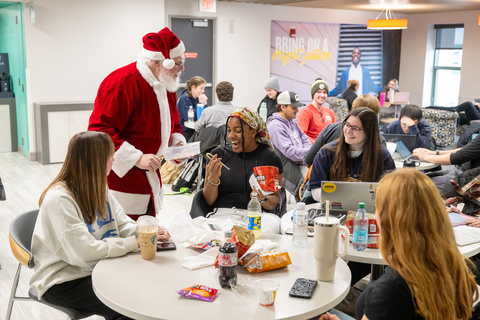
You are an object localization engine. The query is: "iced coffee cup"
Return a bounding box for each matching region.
[137,216,159,260]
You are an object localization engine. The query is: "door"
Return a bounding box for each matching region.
[0,3,28,156]
[171,18,215,104]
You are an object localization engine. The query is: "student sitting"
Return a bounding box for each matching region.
[267,91,311,201]
[30,131,171,319]
[341,80,359,111]
[384,104,432,149]
[297,79,336,144]
[319,170,478,320]
[303,94,384,167]
[190,108,285,231]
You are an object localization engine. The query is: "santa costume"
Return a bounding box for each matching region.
[88,27,186,219]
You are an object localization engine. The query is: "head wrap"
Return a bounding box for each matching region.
[229,107,272,147]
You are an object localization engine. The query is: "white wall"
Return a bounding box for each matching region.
[20,0,479,154]
[399,11,480,106]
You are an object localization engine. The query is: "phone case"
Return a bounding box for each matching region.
[289,278,318,299]
[156,241,177,251]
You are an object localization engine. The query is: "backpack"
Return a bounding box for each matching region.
[172,156,201,192]
[298,165,313,200]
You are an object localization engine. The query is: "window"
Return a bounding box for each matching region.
[432,24,464,106]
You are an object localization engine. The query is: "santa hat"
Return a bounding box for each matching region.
[140,27,185,70]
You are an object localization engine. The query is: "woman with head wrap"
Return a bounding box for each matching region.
[191,107,284,231]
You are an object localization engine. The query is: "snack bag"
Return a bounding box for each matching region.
[177,284,219,302]
[244,249,292,274]
[214,226,255,268]
[253,166,281,193]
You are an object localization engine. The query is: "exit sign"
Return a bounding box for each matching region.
[199,0,216,12]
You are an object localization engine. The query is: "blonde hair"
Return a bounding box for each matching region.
[351,94,380,114]
[376,170,477,320]
[347,79,359,91]
[39,131,115,224]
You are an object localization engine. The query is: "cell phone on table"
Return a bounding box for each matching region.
[289,278,318,299]
[157,241,176,251]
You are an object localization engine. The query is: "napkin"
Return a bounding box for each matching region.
[182,247,219,270]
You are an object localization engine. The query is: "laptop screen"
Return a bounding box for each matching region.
[395,140,412,159]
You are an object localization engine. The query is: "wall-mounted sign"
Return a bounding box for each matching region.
[185,52,198,59]
[199,0,216,13]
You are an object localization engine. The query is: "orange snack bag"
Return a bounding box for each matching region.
[244,249,292,274]
[253,166,281,193]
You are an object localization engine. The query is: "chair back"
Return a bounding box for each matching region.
[423,108,459,147]
[326,97,349,122]
[9,209,39,269]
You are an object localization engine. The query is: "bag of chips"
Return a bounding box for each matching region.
[243,249,292,274]
[253,166,281,193]
[177,284,219,302]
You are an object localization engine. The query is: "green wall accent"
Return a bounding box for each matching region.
[0,2,28,156]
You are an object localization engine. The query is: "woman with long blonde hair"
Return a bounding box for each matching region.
[320,169,478,320]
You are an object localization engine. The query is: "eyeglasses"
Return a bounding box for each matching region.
[343,121,362,133]
[174,61,185,69]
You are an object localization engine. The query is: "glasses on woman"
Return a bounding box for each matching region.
[343,121,362,133]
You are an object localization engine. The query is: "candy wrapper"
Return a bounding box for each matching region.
[177,284,219,302]
[251,166,281,194]
[189,240,221,250]
[243,249,292,274]
[214,226,255,268]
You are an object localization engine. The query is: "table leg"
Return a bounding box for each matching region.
[371,264,386,281]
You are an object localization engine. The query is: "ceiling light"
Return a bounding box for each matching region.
[367,9,408,30]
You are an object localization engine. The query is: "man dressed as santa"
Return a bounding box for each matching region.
[89,27,187,220]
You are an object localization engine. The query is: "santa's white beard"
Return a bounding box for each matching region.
[159,70,181,93]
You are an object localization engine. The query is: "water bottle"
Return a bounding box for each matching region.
[353,202,368,251]
[247,192,262,239]
[196,103,204,119]
[188,105,194,123]
[218,230,237,288]
[388,89,395,103]
[259,102,268,121]
[292,202,308,248]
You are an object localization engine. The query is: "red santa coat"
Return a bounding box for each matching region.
[88,60,185,216]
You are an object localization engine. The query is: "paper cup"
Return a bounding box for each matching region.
[255,279,279,306]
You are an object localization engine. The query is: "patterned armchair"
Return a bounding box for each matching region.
[423,108,459,147]
[326,97,349,122]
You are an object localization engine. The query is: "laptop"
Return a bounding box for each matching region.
[383,134,416,152]
[395,140,427,162]
[319,181,378,213]
[392,92,410,104]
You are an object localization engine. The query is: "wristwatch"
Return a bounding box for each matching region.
[260,195,268,204]
[436,150,439,155]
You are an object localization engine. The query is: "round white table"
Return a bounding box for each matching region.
[393,159,439,171]
[92,233,351,320]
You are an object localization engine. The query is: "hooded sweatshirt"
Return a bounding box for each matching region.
[267,113,311,163]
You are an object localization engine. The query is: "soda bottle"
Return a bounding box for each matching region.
[292,202,308,248]
[188,105,195,123]
[247,192,262,239]
[353,202,368,251]
[218,230,237,288]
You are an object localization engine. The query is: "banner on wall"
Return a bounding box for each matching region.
[270,21,387,103]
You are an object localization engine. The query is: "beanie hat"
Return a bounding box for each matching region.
[311,79,329,98]
[264,76,280,92]
[140,27,185,70]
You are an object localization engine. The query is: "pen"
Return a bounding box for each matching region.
[206,153,231,170]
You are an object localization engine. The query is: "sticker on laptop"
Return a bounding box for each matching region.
[322,182,336,193]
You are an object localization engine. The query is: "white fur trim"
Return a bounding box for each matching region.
[169,133,188,166]
[170,41,185,58]
[163,59,175,69]
[110,190,151,215]
[169,133,186,147]
[136,59,172,159]
[146,171,164,213]
[140,48,165,61]
[112,141,143,178]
